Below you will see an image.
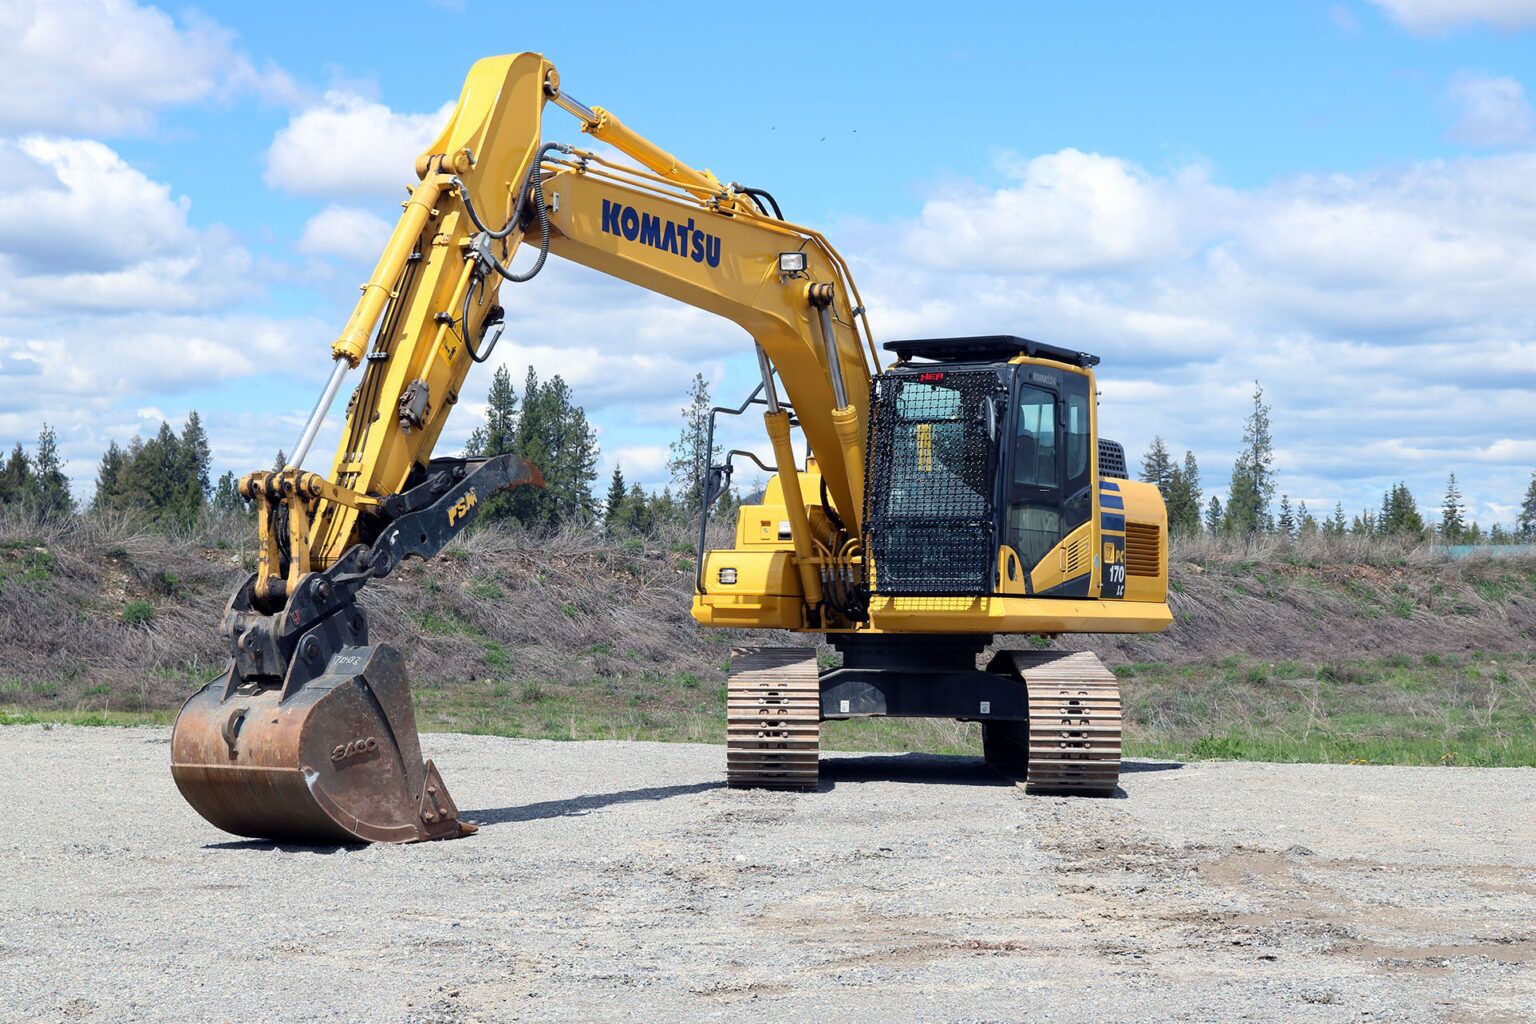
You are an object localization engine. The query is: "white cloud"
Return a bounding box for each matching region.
[0,137,191,271]
[0,0,297,134]
[1369,0,1536,32]
[0,312,317,399]
[0,135,327,496]
[1446,72,1535,146]
[0,137,253,313]
[266,91,454,198]
[601,444,670,484]
[1329,4,1361,32]
[297,205,394,261]
[904,150,1208,273]
[855,147,1536,521]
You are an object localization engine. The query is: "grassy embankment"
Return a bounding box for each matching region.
[0,515,1533,767]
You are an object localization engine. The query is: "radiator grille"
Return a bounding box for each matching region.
[1124,521,1162,577]
[864,369,1006,595]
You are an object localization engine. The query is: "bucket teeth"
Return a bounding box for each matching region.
[171,644,473,844]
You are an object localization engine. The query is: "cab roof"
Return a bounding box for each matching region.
[883,335,1099,368]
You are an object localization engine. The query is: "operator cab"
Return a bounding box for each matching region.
[865,335,1128,598]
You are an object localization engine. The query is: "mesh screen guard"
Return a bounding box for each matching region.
[863,369,1008,595]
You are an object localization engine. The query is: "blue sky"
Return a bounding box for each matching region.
[1,0,1534,524]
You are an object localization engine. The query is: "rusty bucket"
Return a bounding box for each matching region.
[171,644,473,844]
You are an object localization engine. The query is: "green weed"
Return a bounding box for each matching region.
[122,600,155,626]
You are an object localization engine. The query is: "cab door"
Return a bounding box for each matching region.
[1004,367,1094,588]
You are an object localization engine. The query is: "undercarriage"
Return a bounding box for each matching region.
[725,635,1123,794]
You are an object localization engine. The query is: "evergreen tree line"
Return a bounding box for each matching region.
[16,373,1536,545]
[464,366,601,527]
[0,365,727,535]
[1140,381,1536,543]
[464,367,731,535]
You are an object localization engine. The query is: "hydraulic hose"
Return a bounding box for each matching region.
[454,142,572,361]
[451,142,570,240]
[729,182,783,220]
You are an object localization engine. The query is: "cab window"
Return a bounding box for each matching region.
[1013,386,1056,488]
[1064,386,1090,482]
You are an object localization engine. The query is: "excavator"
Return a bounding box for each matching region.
[170,53,1172,844]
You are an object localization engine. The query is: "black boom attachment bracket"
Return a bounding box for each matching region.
[221,454,543,696]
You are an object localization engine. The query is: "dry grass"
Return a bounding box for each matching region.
[1,514,1533,764]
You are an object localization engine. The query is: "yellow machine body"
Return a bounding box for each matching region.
[172,52,1171,844]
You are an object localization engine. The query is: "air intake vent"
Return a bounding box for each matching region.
[1064,534,1090,577]
[1125,522,1161,577]
[1099,439,1128,479]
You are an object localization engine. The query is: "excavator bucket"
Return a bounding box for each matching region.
[171,644,473,844]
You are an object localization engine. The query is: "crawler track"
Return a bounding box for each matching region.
[986,650,1122,795]
[725,648,820,790]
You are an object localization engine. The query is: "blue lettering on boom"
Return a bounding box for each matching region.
[601,199,721,268]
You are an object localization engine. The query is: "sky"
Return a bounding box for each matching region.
[0,0,1534,524]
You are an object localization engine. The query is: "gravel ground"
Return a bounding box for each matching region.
[2,726,1534,1024]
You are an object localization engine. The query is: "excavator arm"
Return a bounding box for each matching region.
[172,53,879,844]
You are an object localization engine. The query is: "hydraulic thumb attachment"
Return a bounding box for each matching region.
[171,455,543,844]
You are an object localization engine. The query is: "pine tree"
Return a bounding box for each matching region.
[212,470,246,516]
[1297,501,1318,538]
[1177,451,1202,532]
[32,423,72,518]
[1490,523,1509,544]
[111,423,183,524]
[507,369,598,527]
[272,450,288,472]
[1157,449,1202,534]
[1139,436,1175,492]
[466,365,518,458]
[170,411,211,527]
[92,441,126,513]
[0,443,32,506]
[1517,473,1536,540]
[1204,494,1223,534]
[542,375,599,524]
[1379,482,1425,538]
[1439,472,1466,543]
[1327,502,1347,537]
[668,373,719,515]
[649,485,682,526]
[1224,381,1275,535]
[1351,510,1375,536]
[1277,494,1296,539]
[603,465,629,533]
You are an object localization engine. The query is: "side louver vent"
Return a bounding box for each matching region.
[1124,522,1161,577]
[1064,534,1090,577]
